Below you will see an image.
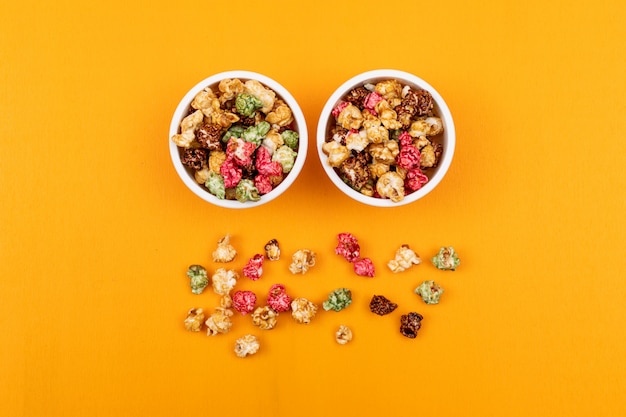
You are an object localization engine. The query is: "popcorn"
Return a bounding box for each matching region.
[264,239,281,261]
[205,307,234,336]
[322,79,445,202]
[211,268,238,296]
[399,312,423,339]
[415,280,444,305]
[289,249,316,274]
[335,233,360,262]
[243,254,264,281]
[234,334,260,358]
[232,290,257,315]
[432,246,461,271]
[291,297,318,324]
[353,258,375,277]
[186,265,209,295]
[369,295,398,316]
[387,244,421,273]
[335,325,353,345]
[170,78,300,203]
[323,288,352,312]
[267,284,291,312]
[184,308,205,332]
[212,235,237,263]
[251,306,278,330]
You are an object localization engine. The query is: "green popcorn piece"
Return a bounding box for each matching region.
[235,179,261,203]
[272,145,297,173]
[186,265,209,295]
[242,121,270,146]
[205,171,225,199]
[222,124,245,143]
[235,93,263,117]
[415,280,444,304]
[281,130,299,150]
[431,246,461,271]
[323,288,352,312]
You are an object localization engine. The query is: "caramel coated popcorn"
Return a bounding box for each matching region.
[212,235,237,263]
[264,239,281,261]
[322,79,444,201]
[335,325,353,345]
[251,306,278,330]
[234,334,260,358]
[211,268,238,296]
[289,249,316,274]
[171,78,300,203]
[184,308,205,332]
[291,297,318,324]
[205,307,234,336]
[387,245,421,273]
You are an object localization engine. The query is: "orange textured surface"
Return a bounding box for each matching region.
[1,1,625,416]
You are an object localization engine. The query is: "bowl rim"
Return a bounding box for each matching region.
[169,70,308,209]
[316,69,455,207]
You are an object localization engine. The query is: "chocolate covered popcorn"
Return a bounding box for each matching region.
[322,79,444,202]
[171,77,300,202]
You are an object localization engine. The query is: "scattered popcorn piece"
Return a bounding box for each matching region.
[243,254,264,280]
[400,312,423,339]
[335,325,353,345]
[232,290,257,315]
[267,284,291,312]
[323,288,353,312]
[335,232,361,262]
[291,297,318,324]
[264,239,281,261]
[369,295,398,316]
[234,334,260,358]
[186,264,209,295]
[387,245,421,273]
[289,249,316,274]
[220,294,233,308]
[251,306,278,330]
[211,268,238,296]
[353,258,375,277]
[205,307,234,336]
[415,280,444,305]
[432,246,461,271]
[184,308,205,332]
[212,235,237,263]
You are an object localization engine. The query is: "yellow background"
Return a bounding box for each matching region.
[1,0,625,415]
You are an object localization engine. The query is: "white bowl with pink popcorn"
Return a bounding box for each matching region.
[169,70,308,208]
[316,69,455,207]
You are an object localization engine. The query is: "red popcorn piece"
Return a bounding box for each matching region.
[398,131,413,147]
[396,144,421,170]
[335,232,361,263]
[354,257,375,277]
[267,284,292,313]
[226,137,256,167]
[405,168,429,191]
[232,290,257,315]
[243,254,264,280]
[331,101,349,118]
[255,146,283,176]
[220,157,243,188]
[254,174,273,195]
[363,92,383,113]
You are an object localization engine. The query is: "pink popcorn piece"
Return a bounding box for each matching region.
[232,290,257,315]
[363,92,383,113]
[331,101,349,118]
[405,168,429,192]
[243,254,264,280]
[254,174,273,195]
[354,257,375,277]
[396,143,421,170]
[398,131,413,147]
[267,283,292,313]
[335,232,361,263]
[255,146,283,177]
[226,137,256,168]
[220,157,243,188]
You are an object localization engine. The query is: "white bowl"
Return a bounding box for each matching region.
[169,70,307,208]
[316,69,455,207]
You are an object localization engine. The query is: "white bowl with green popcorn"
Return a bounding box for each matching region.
[169,71,307,208]
[317,69,455,207]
